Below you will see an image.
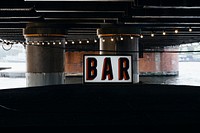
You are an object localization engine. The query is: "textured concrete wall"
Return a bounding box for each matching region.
[139,47,179,76]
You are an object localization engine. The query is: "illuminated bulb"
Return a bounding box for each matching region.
[53,42,56,45]
[120,37,123,40]
[79,41,82,44]
[102,39,105,42]
[94,39,97,43]
[163,31,166,35]
[59,42,62,45]
[72,41,75,44]
[87,40,89,43]
[175,29,178,33]
[37,42,40,45]
[42,42,45,45]
[189,28,192,32]
[32,42,34,45]
[130,36,134,39]
[47,42,50,45]
[151,33,154,37]
[111,38,114,42]
[140,35,144,38]
[65,41,68,44]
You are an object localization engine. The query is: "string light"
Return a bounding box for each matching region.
[140,34,144,38]
[59,42,62,45]
[102,39,105,42]
[79,40,82,44]
[111,38,114,42]
[53,42,56,45]
[94,39,97,43]
[175,29,178,33]
[130,36,134,39]
[72,41,75,44]
[87,40,90,43]
[162,31,166,35]
[65,41,68,45]
[151,33,154,37]
[120,37,123,40]
[42,42,45,45]
[189,27,192,32]
[47,42,50,45]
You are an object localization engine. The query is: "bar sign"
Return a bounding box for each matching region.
[84,55,133,83]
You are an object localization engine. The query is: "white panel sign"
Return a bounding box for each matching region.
[84,55,133,83]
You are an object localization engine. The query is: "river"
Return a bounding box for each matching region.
[0,62,200,89]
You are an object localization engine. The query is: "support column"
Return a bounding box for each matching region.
[23,23,66,87]
[97,25,140,83]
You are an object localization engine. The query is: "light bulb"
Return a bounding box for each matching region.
[163,31,166,35]
[189,28,192,32]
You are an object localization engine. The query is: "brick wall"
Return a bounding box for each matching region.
[139,47,179,76]
[65,51,99,75]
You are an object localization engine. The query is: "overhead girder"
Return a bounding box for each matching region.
[1,0,200,47]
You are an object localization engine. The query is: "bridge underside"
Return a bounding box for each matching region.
[0,0,200,48]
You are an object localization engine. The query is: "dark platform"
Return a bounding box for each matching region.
[0,84,200,130]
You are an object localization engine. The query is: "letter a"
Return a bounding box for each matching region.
[101,58,113,80]
[86,58,97,80]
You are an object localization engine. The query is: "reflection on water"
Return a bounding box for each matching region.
[140,62,200,86]
[1,62,200,89]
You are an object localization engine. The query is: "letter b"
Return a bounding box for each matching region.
[86,58,97,80]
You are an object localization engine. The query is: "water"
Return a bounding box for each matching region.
[0,62,26,89]
[140,62,200,86]
[1,62,200,89]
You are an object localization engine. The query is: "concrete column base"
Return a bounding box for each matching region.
[26,73,65,87]
[133,74,139,83]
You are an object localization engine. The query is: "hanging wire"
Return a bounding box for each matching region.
[2,42,13,51]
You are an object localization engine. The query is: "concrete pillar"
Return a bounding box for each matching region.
[97,25,140,83]
[23,23,66,87]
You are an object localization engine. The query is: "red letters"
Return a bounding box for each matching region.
[118,57,130,80]
[86,58,97,80]
[85,56,131,83]
[101,58,113,80]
